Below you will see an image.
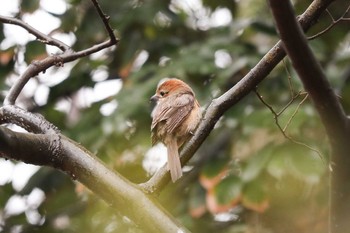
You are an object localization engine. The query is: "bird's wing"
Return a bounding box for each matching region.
[151,93,194,133]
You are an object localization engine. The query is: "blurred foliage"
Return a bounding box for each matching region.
[0,0,349,232]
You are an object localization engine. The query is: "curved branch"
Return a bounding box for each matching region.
[0,103,189,232]
[0,105,59,134]
[0,125,190,233]
[2,0,119,105]
[141,0,336,193]
[0,16,71,52]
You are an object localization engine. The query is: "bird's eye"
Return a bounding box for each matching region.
[160,91,166,96]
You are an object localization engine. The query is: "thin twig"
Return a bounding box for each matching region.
[254,89,287,137]
[254,89,324,161]
[90,0,117,44]
[2,0,119,105]
[308,4,350,40]
[277,91,302,116]
[0,15,71,52]
[283,93,308,132]
[282,59,295,98]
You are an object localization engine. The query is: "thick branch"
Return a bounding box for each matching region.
[0,104,188,232]
[141,0,336,193]
[268,0,347,138]
[0,105,59,134]
[268,1,350,232]
[0,126,190,233]
[0,127,61,166]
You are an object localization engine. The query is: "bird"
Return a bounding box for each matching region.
[150,78,201,182]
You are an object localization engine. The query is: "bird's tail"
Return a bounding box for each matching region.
[167,140,182,182]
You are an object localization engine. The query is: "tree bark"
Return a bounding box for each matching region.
[268,1,350,232]
[0,125,190,233]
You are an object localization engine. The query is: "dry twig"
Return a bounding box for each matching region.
[1,0,118,106]
[254,88,324,160]
[308,4,350,40]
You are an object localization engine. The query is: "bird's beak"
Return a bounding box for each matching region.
[150,94,159,103]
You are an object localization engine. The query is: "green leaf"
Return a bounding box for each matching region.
[251,21,276,35]
[21,0,40,13]
[214,175,242,205]
[5,212,27,227]
[201,157,229,179]
[0,23,4,41]
[200,156,229,190]
[59,8,80,32]
[242,180,269,213]
[24,41,47,64]
[0,183,15,208]
[287,148,325,184]
[241,145,273,182]
[202,0,237,14]
[266,149,287,179]
[189,183,207,218]
[19,167,69,195]
[0,46,15,79]
[267,143,325,183]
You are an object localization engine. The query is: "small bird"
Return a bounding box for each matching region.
[150,78,201,182]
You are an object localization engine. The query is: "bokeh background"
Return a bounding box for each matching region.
[0,0,350,232]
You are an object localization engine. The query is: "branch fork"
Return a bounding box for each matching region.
[0,0,118,106]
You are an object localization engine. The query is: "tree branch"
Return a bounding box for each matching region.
[254,90,323,158]
[0,16,71,52]
[0,105,59,134]
[0,102,190,232]
[141,0,336,193]
[268,0,347,147]
[308,4,350,40]
[267,0,350,232]
[0,124,190,233]
[2,0,119,105]
[90,0,117,44]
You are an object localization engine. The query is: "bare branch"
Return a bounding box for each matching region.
[0,15,71,52]
[90,0,117,44]
[4,56,64,105]
[282,59,295,98]
[2,0,119,105]
[255,89,324,161]
[254,89,286,136]
[283,93,308,132]
[277,91,302,116]
[308,4,350,40]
